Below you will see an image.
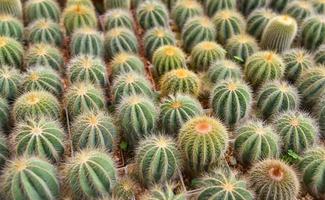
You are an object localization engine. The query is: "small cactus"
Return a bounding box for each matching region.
[315,94,325,137]
[0,14,23,40]
[204,0,236,17]
[239,0,268,16]
[24,0,61,23]
[315,44,325,65]
[312,0,325,14]
[145,183,185,200]
[112,178,137,200]
[160,94,204,135]
[1,156,60,200]
[269,0,293,12]
[171,0,203,29]
[0,36,23,69]
[103,9,133,31]
[109,52,145,78]
[247,8,276,41]
[284,1,315,24]
[160,69,201,97]
[178,116,228,174]
[66,0,94,8]
[206,59,242,84]
[104,0,130,10]
[64,149,117,199]
[0,0,22,18]
[0,131,9,168]
[249,159,300,200]
[0,97,8,129]
[0,65,21,100]
[300,15,325,51]
[190,41,226,72]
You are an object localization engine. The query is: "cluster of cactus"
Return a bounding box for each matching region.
[0,14,23,40]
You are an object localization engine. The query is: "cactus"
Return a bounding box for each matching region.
[0,97,8,129]
[145,183,185,200]
[312,0,325,14]
[256,81,299,119]
[0,65,21,100]
[206,59,242,84]
[225,34,259,63]
[104,27,138,60]
[13,91,61,122]
[71,111,117,152]
[210,80,252,127]
[153,45,186,77]
[144,27,176,60]
[117,95,158,147]
[25,43,63,72]
[171,0,203,29]
[182,16,216,53]
[0,131,8,168]
[160,69,201,97]
[66,0,94,8]
[238,0,268,16]
[204,0,236,17]
[178,116,228,174]
[104,0,130,10]
[0,0,22,18]
[62,4,97,35]
[135,135,181,186]
[24,0,61,23]
[26,19,63,47]
[65,82,106,119]
[269,0,293,12]
[22,66,63,96]
[1,156,60,200]
[112,178,137,200]
[161,0,177,10]
[212,10,246,45]
[0,36,23,69]
[315,94,325,137]
[315,44,325,65]
[103,9,133,31]
[190,41,226,72]
[112,72,153,104]
[194,170,253,200]
[300,15,325,51]
[244,51,284,88]
[284,1,314,24]
[247,8,276,41]
[64,149,117,199]
[12,117,65,162]
[109,52,145,78]
[160,94,204,135]
[136,0,169,30]
[249,159,300,200]
[261,15,298,53]
[0,15,23,40]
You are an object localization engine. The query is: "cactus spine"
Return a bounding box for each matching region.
[103,9,133,31]
[0,15,23,40]
[0,65,21,100]
[109,52,145,78]
[204,0,236,17]
[0,36,23,69]
[0,0,22,18]
[206,59,242,84]
[24,0,61,23]
[247,9,276,41]
[300,15,325,51]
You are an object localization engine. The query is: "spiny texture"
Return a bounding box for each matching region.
[315,44,325,65]
[182,16,216,53]
[190,41,226,72]
[178,116,228,174]
[160,94,204,135]
[144,27,176,60]
[0,36,23,69]
[300,15,325,51]
[104,0,130,10]
[0,65,21,100]
[171,0,203,29]
[249,159,300,200]
[109,52,145,78]
[112,178,137,200]
[13,91,61,122]
[71,111,117,152]
[212,10,246,45]
[0,131,8,168]
[153,45,186,77]
[12,117,65,162]
[274,111,317,154]
[65,82,106,119]
[66,0,94,8]
[24,0,61,23]
[206,59,242,84]
[210,80,252,127]
[204,0,236,17]
[234,120,279,165]
[135,135,181,186]
[0,0,22,18]
[239,0,268,16]
[256,81,299,119]
[145,184,185,200]
[67,55,107,87]
[136,0,169,30]
[261,15,298,53]
[0,14,23,40]
[313,0,325,14]
[247,8,276,41]
[269,0,293,12]
[0,97,8,129]
[315,94,325,137]
[104,27,138,60]
[284,1,315,24]
[117,95,158,147]
[244,51,284,88]
[1,157,60,200]
[160,69,201,97]
[64,149,117,199]
[103,9,133,31]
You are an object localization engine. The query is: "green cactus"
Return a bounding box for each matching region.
[24,0,61,23]
[0,15,23,40]
[71,111,117,152]
[145,183,185,200]
[239,0,268,16]
[26,19,63,47]
[247,8,276,41]
[144,27,176,60]
[112,178,137,200]
[65,82,106,119]
[109,52,145,78]
[0,97,8,129]
[312,0,325,14]
[0,65,21,100]
[13,91,61,122]
[161,0,177,10]
[206,59,242,84]
[0,36,23,69]
[104,27,138,60]
[190,41,226,72]
[104,0,130,10]
[62,4,97,35]
[284,1,315,24]
[256,81,300,119]
[210,80,252,127]
[67,55,107,87]
[153,45,186,77]
[244,51,284,88]
[66,0,94,8]
[315,93,325,137]
[249,159,300,200]
[315,44,325,65]
[171,0,203,29]
[160,69,201,97]
[182,16,216,53]
[212,10,246,45]
[135,135,181,186]
[160,94,204,135]
[300,15,325,51]
[0,131,8,168]
[0,0,22,18]
[103,9,133,31]
[25,43,63,72]
[269,0,294,12]
[64,149,117,199]
[225,34,259,63]
[1,156,60,200]
[204,0,236,17]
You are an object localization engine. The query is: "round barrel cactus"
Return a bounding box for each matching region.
[0,14,23,40]
[0,65,21,100]
[0,36,23,69]
[284,1,314,24]
[206,59,242,84]
[109,52,145,78]
[172,0,203,29]
[269,0,294,12]
[247,8,276,41]
[103,9,133,31]
[315,94,325,137]
[66,0,94,8]
[24,0,61,23]
[313,0,325,14]
[239,0,268,16]
[104,0,130,10]
[204,0,236,17]
[300,15,325,51]
[315,44,325,65]
[0,97,8,129]
[145,183,185,200]
[0,131,9,168]
[0,0,22,18]
[112,178,137,200]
